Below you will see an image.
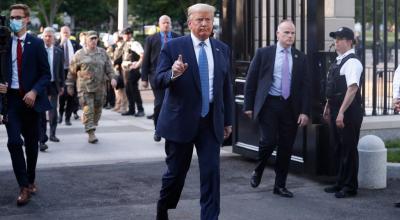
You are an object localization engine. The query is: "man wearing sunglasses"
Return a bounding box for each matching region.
[4,3,51,206]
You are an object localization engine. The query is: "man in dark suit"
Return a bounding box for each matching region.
[154,3,233,220]
[244,20,311,198]
[57,25,81,126]
[141,15,179,142]
[38,27,64,151]
[5,4,51,206]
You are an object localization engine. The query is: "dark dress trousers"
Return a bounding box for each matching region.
[6,33,51,188]
[39,46,65,143]
[244,45,311,188]
[141,31,179,126]
[154,35,233,220]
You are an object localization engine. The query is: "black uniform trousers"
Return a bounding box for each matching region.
[254,96,298,188]
[158,106,220,220]
[126,70,143,113]
[39,82,59,143]
[6,89,40,188]
[329,100,363,192]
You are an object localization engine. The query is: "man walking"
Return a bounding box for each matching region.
[5,3,51,206]
[244,20,311,198]
[154,3,233,219]
[141,15,179,142]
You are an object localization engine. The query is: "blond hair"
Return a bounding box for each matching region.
[187,3,215,20]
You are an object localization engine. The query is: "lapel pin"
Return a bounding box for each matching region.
[294,54,298,58]
[216,48,220,52]
[27,41,31,45]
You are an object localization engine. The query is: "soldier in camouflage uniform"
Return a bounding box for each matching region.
[66,31,117,143]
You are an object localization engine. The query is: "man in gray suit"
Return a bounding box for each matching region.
[39,27,64,151]
[244,20,311,197]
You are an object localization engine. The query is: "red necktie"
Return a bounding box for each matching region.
[17,39,24,96]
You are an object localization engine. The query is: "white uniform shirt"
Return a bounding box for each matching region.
[336,49,363,87]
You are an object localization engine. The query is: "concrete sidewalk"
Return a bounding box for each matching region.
[0,96,399,219]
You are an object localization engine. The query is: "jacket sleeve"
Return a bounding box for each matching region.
[224,47,233,127]
[141,36,152,81]
[32,39,51,95]
[154,43,174,90]
[243,48,262,112]
[300,54,311,116]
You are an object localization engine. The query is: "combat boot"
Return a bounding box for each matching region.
[88,130,98,144]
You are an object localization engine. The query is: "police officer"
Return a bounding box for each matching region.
[119,27,145,117]
[323,27,363,198]
[66,31,117,143]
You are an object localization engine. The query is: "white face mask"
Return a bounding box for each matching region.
[10,19,25,33]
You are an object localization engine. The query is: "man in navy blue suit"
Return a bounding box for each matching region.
[154,3,233,220]
[4,4,51,206]
[244,20,311,198]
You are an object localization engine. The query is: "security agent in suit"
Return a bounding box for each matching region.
[323,27,363,199]
[141,15,179,142]
[5,4,51,206]
[244,20,311,198]
[57,26,81,125]
[154,3,233,220]
[38,27,64,151]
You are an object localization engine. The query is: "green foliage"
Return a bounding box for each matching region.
[385,139,400,163]
[388,149,400,163]
[385,139,400,149]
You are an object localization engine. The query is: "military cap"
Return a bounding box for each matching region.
[121,27,133,35]
[87,30,98,39]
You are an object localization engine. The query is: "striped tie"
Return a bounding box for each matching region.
[198,42,209,117]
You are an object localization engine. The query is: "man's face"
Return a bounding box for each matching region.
[86,36,98,49]
[188,11,213,41]
[122,33,131,42]
[335,38,352,54]
[10,9,29,31]
[61,27,71,40]
[159,17,171,33]
[276,22,295,48]
[43,31,54,47]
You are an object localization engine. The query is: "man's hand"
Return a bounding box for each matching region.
[171,54,188,78]
[244,110,253,119]
[111,78,117,88]
[336,112,345,128]
[0,83,8,94]
[130,61,141,70]
[67,87,74,96]
[224,126,232,139]
[23,90,37,108]
[297,114,309,127]
[142,81,149,88]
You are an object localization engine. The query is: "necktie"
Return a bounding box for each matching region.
[198,42,209,117]
[64,41,69,68]
[164,33,168,44]
[17,39,24,96]
[281,48,290,99]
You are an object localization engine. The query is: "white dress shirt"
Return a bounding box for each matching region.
[11,33,27,89]
[46,45,54,81]
[191,32,214,102]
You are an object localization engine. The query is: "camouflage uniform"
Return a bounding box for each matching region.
[66,47,115,132]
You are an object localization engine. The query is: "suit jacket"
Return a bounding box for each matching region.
[154,35,233,144]
[51,46,65,93]
[57,39,81,54]
[7,33,52,112]
[244,45,311,120]
[141,32,180,83]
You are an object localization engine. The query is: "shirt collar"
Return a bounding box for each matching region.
[277,41,291,53]
[14,32,27,42]
[336,48,355,61]
[190,32,210,48]
[45,45,54,50]
[160,32,171,38]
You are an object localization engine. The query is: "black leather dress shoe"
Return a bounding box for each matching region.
[273,187,294,198]
[39,143,48,152]
[324,185,342,193]
[250,171,262,188]
[58,117,63,124]
[334,189,357,198]
[65,120,72,126]
[134,111,145,117]
[49,136,60,142]
[74,113,80,120]
[154,134,161,142]
[147,114,154,119]
[395,202,400,208]
[121,111,134,116]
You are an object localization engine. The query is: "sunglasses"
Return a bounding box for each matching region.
[10,16,25,20]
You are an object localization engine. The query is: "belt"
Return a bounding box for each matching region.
[267,95,288,101]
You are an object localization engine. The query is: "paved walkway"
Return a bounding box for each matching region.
[0,92,399,219]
